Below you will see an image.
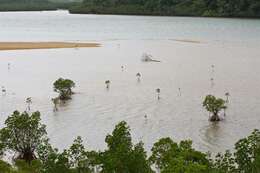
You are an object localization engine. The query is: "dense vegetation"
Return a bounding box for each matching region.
[1,0,259,18]
[0,110,259,173]
[69,0,260,17]
[0,0,77,11]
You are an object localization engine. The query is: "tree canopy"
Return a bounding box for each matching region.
[203,95,227,121]
[99,121,153,173]
[53,78,75,100]
[150,138,210,173]
[0,111,47,163]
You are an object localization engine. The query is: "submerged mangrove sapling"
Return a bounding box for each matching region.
[225,92,230,103]
[211,64,215,73]
[1,86,6,95]
[136,73,141,82]
[203,95,227,121]
[156,88,161,100]
[53,78,75,100]
[178,87,181,96]
[26,97,32,111]
[51,97,59,112]
[105,80,111,89]
[210,78,215,88]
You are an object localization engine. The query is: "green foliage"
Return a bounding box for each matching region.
[37,136,96,173]
[15,159,42,173]
[0,112,259,173]
[149,138,210,173]
[0,0,78,11]
[254,147,260,173]
[67,136,95,173]
[211,129,260,173]
[53,78,75,100]
[0,160,12,173]
[0,111,47,163]
[129,142,153,173]
[36,138,61,173]
[41,150,72,173]
[211,150,237,173]
[1,0,259,17]
[70,0,260,17]
[203,95,226,121]
[100,121,153,173]
[234,129,260,173]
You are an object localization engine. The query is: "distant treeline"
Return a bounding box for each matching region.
[69,0,260,17]
[0,0,260,18]
[0,0,77,11]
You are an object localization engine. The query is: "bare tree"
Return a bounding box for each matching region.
[225,92,230,103]
[136,73,141,82]
[26,97,32,111]
[52,97,59,112]
[1,86,6,96]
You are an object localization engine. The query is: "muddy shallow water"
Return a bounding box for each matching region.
[0,11,260,154]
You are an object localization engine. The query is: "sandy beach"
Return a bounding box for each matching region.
[0,42,100,51]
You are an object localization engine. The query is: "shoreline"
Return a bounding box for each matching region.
[0,42,100,51]
[70,11,260,20]
[0,10,259,20]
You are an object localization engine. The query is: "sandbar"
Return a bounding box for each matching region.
[0,42,100,51]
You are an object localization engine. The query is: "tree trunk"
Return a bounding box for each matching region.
[18,149,35,163]
[210,113,220,121]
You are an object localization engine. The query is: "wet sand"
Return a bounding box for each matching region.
[0,42,100,51]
